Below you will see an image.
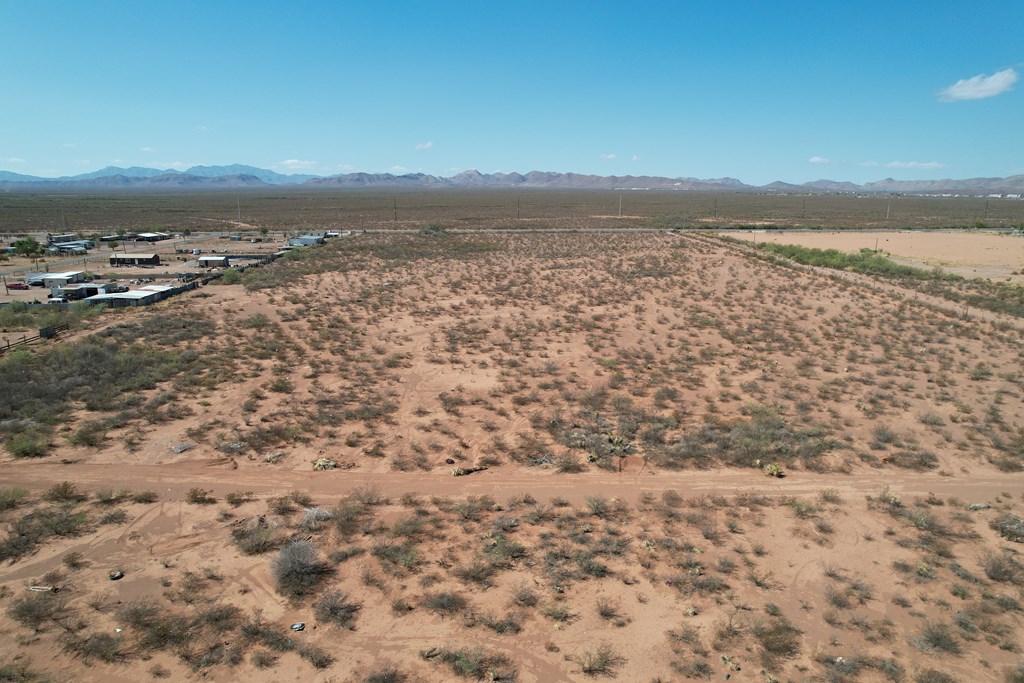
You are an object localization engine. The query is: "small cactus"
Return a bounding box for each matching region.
[762,463,783,478]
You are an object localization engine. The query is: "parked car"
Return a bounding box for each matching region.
[8,282,30,290]
[47,297,67,304]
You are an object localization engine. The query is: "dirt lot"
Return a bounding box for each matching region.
[1,230,1023,682]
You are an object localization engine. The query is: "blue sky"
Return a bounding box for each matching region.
[1,1,1021,185]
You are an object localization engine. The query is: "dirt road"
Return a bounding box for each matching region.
[3,459,1019,505]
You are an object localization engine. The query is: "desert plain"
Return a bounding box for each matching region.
[0,193,1023,683]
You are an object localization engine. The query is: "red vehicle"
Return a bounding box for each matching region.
[7,282,30,290]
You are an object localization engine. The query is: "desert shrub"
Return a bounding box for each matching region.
[63,632,127,663]
[0,487,29,510]
[196,604,241,632]
[887,450,939,471]
[982,552,1024,584]
[314,590,360,629]
[298,643,333,669]
[271,541,332,597]
[656,406,834,469]
[372,541,420,574]
[509,583,539,608]
[99,508,129,525]
[186,488,216,505]
[251,650,276,669]
[62,551,86,569]
[454,559,497,586]
[753,616,802,666]
[219,268,241,285]
[329,546,366,563]
[595,598,620,621]
[119,601,191,651]
[912,621,961,654]
[915,669,958,683]
[481,610,523,635]
[542,603,575,622]
[44,482,87,503]
[130,490,159,504]
[0,333,212,454]
[8,591,68,631]
[577,643,624,676]
[428,645,516,680]
[240,612,296,652]
[365,662,408,683]
[224,491,255,507]
[992,515,1024,543]
[422,591,467,617]
[1005,664,1024,683]
[5,432,49,458]
[299,506,333,531]
[232,523,280,555]
[0,658,47,681]
[334,500,369,537]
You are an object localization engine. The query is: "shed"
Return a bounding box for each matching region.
[85,284,177,308]
[110,254,161,267]
[42,271,86,289]
[55,283,110,300]
[136,232,171,242]
[198,255,229,268]
[288,235,324,247]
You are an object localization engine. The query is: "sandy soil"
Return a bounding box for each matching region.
[728,229,1024,282]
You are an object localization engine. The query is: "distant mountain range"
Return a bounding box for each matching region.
[1,164,1022,195]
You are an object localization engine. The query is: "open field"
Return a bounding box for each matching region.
[2,189,1023,234]
[1,228,1024,681]
[729,230,1024,283]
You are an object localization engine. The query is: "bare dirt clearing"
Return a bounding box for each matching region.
[729,230,1024,282]
[2,229,1023,682]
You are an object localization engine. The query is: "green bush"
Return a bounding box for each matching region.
[5,432,50,458]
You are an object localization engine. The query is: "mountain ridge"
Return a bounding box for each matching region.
[1,165,1023,194]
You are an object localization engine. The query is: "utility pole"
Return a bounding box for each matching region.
[516,194,521,220]
[393,195,397,222]
[886,197,891,220]
[714,198,718,219]
[60,198,67,231]
[802,198,806,220]
[237,196,241,222]
[618,194,622,218]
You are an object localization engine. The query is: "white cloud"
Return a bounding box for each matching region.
[62,143,77,148]
[389,165,410,173]
[139,146,157,153]
[415,141,433,150]
[335,163,356,172]
[5,157,25,164]
[808,156,836,165]
[939,68,1018,102]
[154,161,190,169]
[631,155,640,161]
[859,160,948,170]
[600,153,617,160]
[196,125,209,131]
[275,159,317,170]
